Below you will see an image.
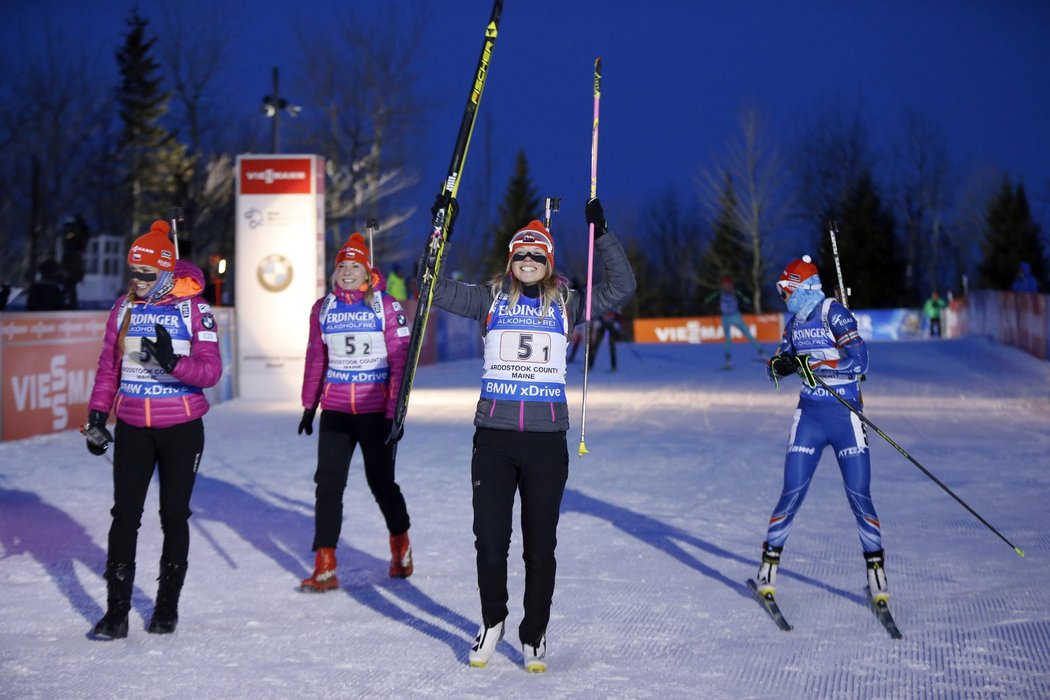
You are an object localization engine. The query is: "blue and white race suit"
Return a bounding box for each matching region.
[764,298,883,554]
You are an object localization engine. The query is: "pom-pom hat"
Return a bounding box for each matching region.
[507,220,555,269]
[335,233,372,274]
[776,255,821,300]
[128,220,176,270]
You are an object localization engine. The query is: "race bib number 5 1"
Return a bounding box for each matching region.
[500,332,551,364]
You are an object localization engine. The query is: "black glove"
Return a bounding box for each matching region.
[141,323,180,373]
[794,354,818,389]
[385,418,404,444]
[585,197,608,239]
[431,193,458,236]
[298,408,316,436]
[768,353,798,378]
[82,410,113,456]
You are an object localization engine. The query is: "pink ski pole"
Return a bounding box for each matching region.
[578,57,601,456]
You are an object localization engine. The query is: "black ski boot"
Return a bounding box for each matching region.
[147,559,187,634]
[92,561,135,640]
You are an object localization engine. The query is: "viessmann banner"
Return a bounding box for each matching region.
[235,155,326,401]
[634,314,784,344]
[0,312,108,441]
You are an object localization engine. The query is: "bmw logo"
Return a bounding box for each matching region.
[257,254,294,292]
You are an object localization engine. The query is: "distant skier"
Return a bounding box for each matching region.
[923,290,947,338]
[706,276,764,369]
[757,255,889,603]
[1011,261,1039,293]
[85,219,223,639]
[297,233,414,592]
[430,197,635,672]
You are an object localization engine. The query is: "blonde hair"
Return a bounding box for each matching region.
[489,260,566,319]
[330,269,375,307]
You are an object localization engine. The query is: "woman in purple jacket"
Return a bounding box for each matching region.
[84,220,222,639]
[297,233,413,591]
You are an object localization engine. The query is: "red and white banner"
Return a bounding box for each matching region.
[235,154,326,401]
[0,312,107,441]
[633,314,783,344]
[239,157,314,195]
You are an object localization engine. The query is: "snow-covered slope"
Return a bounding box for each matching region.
[2,337,1048,698]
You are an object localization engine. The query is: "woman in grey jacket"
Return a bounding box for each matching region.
[432,197,635,672]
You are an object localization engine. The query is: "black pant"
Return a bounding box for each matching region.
[588,320,618,370]
[471,427,568,645]
[312,411,410,550]
[930,318,942,338]
[108,419,204,565]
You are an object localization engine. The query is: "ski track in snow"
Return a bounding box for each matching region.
[1,337,1048,698]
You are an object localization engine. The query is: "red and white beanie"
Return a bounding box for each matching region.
[335,233,372,275]
[507,220,555,269]
[127,220,176,270]
[776,255,821,297]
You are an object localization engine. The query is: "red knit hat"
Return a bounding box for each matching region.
[335,233,372,274]
[776,255,821,299]
[127,220,176,270]
[508,220,555,269]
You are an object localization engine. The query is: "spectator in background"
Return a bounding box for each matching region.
[1012,262,1038,293]
[26,259,66,311]
[923,291,947,338]
[588,309,623,372]
[566,279,586,363]
[705,276,764,370]
[386,263,408,301]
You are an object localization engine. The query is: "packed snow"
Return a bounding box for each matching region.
[1,336,1048,698]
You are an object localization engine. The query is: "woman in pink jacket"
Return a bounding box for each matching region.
[84,220,222,639]
[298,233,413,591]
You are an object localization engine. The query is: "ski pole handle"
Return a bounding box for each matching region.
[544,197,561,231]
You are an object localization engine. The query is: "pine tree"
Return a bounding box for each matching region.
[977,179,1047,291]
[697,173,755,311]
[115,9,189,240]
[818,170,903,309]
[486,150,540,273]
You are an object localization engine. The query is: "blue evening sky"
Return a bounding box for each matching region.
[5,1,1049,235]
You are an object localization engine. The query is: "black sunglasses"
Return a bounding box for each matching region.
[511,251,548,265]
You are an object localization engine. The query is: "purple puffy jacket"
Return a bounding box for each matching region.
[89,260,223,428]
[301,285,410,419]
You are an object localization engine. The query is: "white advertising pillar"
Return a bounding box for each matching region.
[235,154,326,401]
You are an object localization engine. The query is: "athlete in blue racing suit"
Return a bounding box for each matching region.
[755,255,890,603]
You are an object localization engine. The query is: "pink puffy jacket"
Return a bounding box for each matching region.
[89,260,223,428]
[301,286,409,418]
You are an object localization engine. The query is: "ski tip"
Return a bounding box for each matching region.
[577,442,589,456]
[1015,547,1026,558]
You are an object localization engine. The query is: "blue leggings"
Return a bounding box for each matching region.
[764,402,882,553]
[722,312,761,354]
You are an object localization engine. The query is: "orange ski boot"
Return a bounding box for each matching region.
[389,532,413,578]
[300,547,339,592]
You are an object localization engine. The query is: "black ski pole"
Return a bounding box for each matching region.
[388,0,502,444]
[810,373,1025,558]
